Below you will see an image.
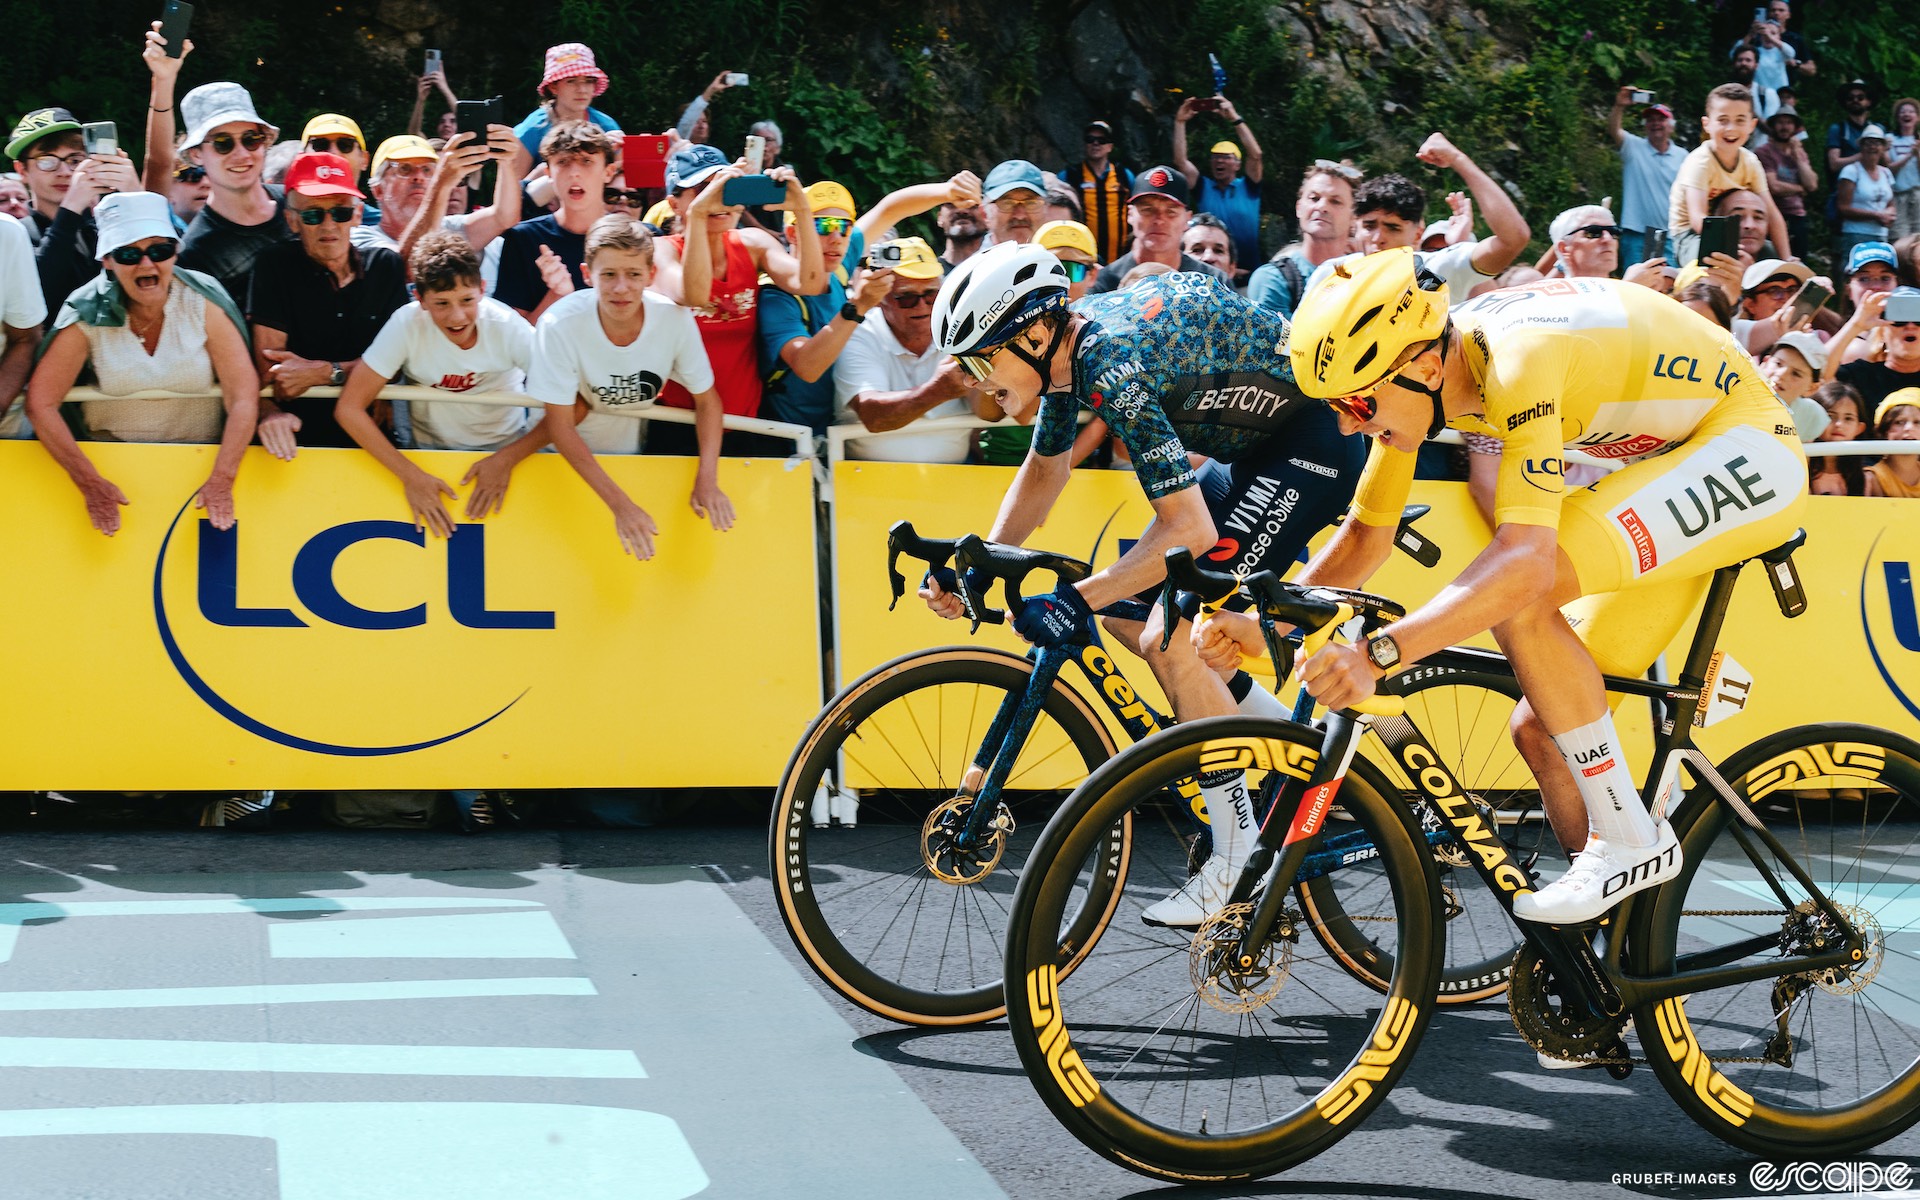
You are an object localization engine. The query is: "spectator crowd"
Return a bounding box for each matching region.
[0,15,1914,828]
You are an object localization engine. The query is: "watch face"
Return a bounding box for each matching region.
[1367,635,1399,669]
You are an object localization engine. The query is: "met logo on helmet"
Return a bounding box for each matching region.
[1313,334,1336,381]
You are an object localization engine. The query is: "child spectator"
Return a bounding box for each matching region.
[25,192,257,534]
[1809,380,1867,495]
[1668,83,1793,267]
[649,146,823,454]
[1865,389,1920,498]
[335,232,538,533]
[511,44,622,176]
[525,215,733,556]
[1759,330,1829,441]
[495,123,618,322]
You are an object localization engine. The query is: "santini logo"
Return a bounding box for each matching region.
[153,498,546,756]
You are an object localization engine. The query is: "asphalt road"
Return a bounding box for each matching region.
[0,818,1910,1200]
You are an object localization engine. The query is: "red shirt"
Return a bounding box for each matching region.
[660,232,763,416]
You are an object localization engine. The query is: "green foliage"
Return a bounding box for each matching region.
[773,65,934,205]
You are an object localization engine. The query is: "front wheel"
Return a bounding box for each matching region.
[771,646,1126,1025]
[1633,722,1920,1156]
[1003,716,1441,1184]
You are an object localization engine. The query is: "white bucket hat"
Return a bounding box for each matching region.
[95,192,177,259]
[181,82,279,151]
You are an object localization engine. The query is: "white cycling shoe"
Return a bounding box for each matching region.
[1141,854,1244,928]
[1513,821,1682,925]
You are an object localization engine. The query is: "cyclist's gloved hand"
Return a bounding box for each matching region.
[1013,584,1095,647]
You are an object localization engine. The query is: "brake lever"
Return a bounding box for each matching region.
[1260,614,1295,689]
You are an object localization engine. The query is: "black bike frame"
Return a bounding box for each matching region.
[1227,551,1863,1018]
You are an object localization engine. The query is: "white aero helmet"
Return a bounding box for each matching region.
[933,242,1072,367]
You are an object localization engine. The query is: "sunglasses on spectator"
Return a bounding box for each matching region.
[28,152,86,173]
[603,187,646,207]
[295,204,357,225]
[172,163,206,183]
[888,289,942,308]
[993,194,1044,212]
[1060,261,1091,283]
[206,129,271,155]
[1569,224,1622,240]
[1312,159,1363,181]
[108,240,178,265]
[306,136,360,155]
[1084,135,1113,146]
[814,216,853,236]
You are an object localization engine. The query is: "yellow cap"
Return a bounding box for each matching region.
[785,179,859,226]
[371,134,437,181]
[1876,388,1920,428]
[1672,263,1708,293]
[887,236,943,280]
[1034,219,1099,263]
[1209,141,1242,159]
[302,113,365,149]
[642,199,675,229]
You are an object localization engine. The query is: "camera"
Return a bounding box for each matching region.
[1631,89,1654,106]
[726,72,749,87]
[866,242,905,269]
[1886,291,1920,325]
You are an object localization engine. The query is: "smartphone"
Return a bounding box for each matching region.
[725,72,749,87]
[722,173,784,207]
[158,0,193,58]
[454,97,503,150]
[1645,228,1666,262]
[424,48,442,76]
[623,134,670,190]
[1786,280,1832,325]
[1885,291,1920,324]
[1631,89,1653,106]
[81,122,117,157]
[1752,6,1767,22]
[1192,97,1223,114]
[1696,214,1739,264]
[743,134,766,175]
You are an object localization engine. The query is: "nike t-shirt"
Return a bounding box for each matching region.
[362,297,535,450]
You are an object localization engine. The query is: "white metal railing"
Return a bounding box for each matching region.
[60,386,816,460]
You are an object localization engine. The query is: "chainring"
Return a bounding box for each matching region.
[920,796,1013,885]
[1507,943,1626,1064]
[1189,902,1297,1015]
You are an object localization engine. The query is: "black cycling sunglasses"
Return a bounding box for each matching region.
[172,163,205,183]
[306,135,360,155]
[1570,224,1622,240]
[109,240,178,265]
[296,204,357,225]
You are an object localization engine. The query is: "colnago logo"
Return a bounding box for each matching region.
[1398,742,1532,896]
[1506,400,1554,431]
[153,498,546,755]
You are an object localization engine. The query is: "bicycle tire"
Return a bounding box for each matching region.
[1632,721,1920,1156]
[1003,715,1441,1184]
[771,646,1127,1025]
[1307,666,1550,1003]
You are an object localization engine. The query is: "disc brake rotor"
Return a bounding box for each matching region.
[1806,902,1885,996]
[920,796,1014,885]
[1189,902,1297,1015]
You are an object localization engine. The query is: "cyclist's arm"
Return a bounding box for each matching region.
[1078,484,1214,611]
[1293,434,1415,589]
[986,445,1072,546]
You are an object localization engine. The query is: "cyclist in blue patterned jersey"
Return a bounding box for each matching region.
[919,242,1363,925]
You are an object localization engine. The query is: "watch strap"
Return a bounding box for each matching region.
[839,301,860,322]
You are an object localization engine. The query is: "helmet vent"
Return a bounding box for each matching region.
[948,273,972,303]
[1013,262,1038,284]
[1348,304,1384,337]
[1352,344,1379,373]
[951,313,976,345]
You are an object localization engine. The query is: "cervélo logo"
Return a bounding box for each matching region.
[1862,528,1920,723]
[152,495,548,755]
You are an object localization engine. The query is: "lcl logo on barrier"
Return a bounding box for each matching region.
[1861,529,1920,723]
[153,498,546,756]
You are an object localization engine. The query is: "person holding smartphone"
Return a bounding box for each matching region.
[6,106,140,313]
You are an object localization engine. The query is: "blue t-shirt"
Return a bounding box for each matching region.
[1195,175,1262,268]
[494,214,585,314]
[1032,272,1315,500]
[514,105,622,163]
[1617,131,1686,234]
[758,232,865,434]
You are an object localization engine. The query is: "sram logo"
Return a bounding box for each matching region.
[154,499,548,756]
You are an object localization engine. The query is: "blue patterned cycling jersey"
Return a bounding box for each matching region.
[1031,272,1316,500]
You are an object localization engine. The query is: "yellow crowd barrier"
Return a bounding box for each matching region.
[0,441,819,789]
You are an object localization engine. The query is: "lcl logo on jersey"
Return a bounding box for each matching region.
[153,497,546,755]
[1862,529,1920,722]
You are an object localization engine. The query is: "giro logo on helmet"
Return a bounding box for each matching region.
[982,287,1020,322]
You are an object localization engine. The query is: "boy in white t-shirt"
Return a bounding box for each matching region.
[1667,82,1795,266]
[525,214,734,559]
[337,232,538,536]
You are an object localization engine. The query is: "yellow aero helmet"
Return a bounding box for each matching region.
[1289,246,1449,399]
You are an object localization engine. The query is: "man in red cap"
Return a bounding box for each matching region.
[1087,166,1228,293]
[247,152,409,452]
[1609,86,1685,267]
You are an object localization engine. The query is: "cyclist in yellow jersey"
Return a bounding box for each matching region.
[1198,247,1807,925]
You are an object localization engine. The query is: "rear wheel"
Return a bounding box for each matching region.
[1003,715,1441,1183]
[1634,723,1920,1156]
[770,647,1126,1025]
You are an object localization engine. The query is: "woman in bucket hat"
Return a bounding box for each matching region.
[511,43,623,174]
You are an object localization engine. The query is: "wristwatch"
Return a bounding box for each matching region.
[839,301,860,322]
[328,361,345,386]
[1363,633,1402,672]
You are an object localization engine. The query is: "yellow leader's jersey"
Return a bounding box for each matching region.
[1350,276,1786,532]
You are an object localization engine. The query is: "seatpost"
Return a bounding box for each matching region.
[1675,563,1744,689]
